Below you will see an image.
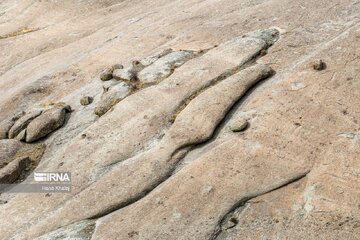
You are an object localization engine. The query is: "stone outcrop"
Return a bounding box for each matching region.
[0,119,14,139]
[94,82,132,117]
[25,107,67,142]
[0,157,30,184]
[137,50,195,84]
[0,139,24,168]
[0,0,359,239]
[8,110,42,139]
[99,69,113,81]
[112,67,138,82]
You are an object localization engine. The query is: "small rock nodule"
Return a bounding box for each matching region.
[80,96,93,106]
[230,118,249,132]
[100,69,113,81]
[111,64,124,71]
[113,68,138,82]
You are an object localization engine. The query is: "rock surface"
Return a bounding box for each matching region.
[94,82,132,117]
[80,96,93,106]
[8,110,42,139]
[0,119,14,139]
[25,107,67,142]
[99,69,113,81]
[229,117,248,132]
[112,67,138,82]
[15,129,26,141]
[0,157,30,184]
[137,50,195,84]
[0,0,359,239]
[0,139,24,167]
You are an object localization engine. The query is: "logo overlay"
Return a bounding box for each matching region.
[0,172,71,193]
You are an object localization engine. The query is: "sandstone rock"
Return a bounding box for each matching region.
[25,107,67,142]
[0,111,26,139]
[15,129,26,141]
[99,69,113,81]
[244,28,280,47]
[0,119,14,139]
[21,63,275,237]
[139,48,172,66]
[0,139,24,168]
[111,64,123,70]
[0,157,30,184]
[80,96,93,106]
[1,1,360,239]
[229,117,248,132]
[8,110,42,139]
[11,111,26,122]
[131,60,145,71]
[3,30,278,239]
[138,50,195,84]
[94,82,131,117]
[112,67,138,82]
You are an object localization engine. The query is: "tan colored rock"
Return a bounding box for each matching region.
[94,82,132,117]
[25,107,67,142]
[111,64,123,71]
[8,110,42,139]
[0,119,14,139]
[0,139,24,168]
[137,50,195,84]
[0,1,360,240]
[139,48,172,66]
[15,61,276,239]
[229,117,248,132]
[0,157,30,184]
[15,129,26,141]
[0,112,25,139]
[112,67,138,82]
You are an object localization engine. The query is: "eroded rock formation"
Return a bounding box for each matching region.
[0,0,359,239]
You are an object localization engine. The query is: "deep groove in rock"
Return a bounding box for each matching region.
[208,170,310,240]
